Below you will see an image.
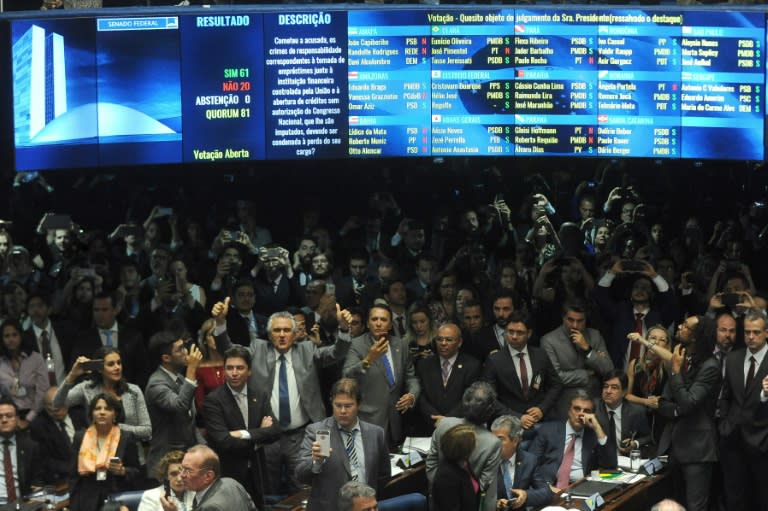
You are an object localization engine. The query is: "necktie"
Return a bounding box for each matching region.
[502,459,514,499]
[556,434,576,489]
[40,330,51,359]
[278,355,291,428]
[518,352,529,399]
[3,440,15,502]
[58,420,70,445]
[236,392,248,427]
[631,313,644,360]
[104,330,113,347]
[396,316,406,338]
[464,462,480,494]
[747,355,757,389]
[345,429,359,481]
[608,411,617,449]
[41,331,55,386]
[381,353,396,387]
[192,496,198,510]
[441,359,451,386]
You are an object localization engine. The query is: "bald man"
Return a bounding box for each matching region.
[415,323,481,433]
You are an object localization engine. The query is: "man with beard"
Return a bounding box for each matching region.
[657,315,719,511]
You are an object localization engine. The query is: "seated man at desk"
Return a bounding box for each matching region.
[529,389,617,489]
[595,370,651,457]
[491,415,553,510]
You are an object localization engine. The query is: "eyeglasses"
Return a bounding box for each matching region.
[179,466,208,475]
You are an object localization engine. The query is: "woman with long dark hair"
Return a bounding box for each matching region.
[55,346,151,469]
[0,319,48,428]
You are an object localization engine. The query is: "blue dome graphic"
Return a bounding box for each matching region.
[31,102,176,144]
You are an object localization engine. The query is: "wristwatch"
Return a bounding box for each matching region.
[361,359,371,370]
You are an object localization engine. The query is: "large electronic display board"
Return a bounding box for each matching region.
[4,6,768,170]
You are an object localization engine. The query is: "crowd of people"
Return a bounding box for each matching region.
[0,162,764,511]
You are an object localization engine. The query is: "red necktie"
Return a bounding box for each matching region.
[3,440,16,502]
[556,434,576,489]
[518,352,529,399]
[631,313,644,360]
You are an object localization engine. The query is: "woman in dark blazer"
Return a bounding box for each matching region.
[431,423,480,511]
[69,393,140,511]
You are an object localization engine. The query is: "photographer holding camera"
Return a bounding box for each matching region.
[252,245,299,316]
[595,259,678,369]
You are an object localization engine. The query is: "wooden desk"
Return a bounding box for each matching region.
[558,471,673,511]
[273,462,427,510]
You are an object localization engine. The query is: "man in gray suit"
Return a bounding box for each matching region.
[145,328,203,478]
[160,445,256,511]
[210,298,353,495]
[541,300,614,418]
[426,381,502,511]
[342,303,420,447]
[296,378,390,511]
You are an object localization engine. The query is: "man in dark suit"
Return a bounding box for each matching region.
[405,255,434,303]
[70,292,148,388]
[203,346,281,508]
[335,252,376,310]
[145,329,203,478]
[657,315,720,511]
[296,378,390,511]
[25,293,75,386]
[718,311,768,511]
[594,260,677,368]
[226,280,267,345]
[210,298,353,495]
[160,445,256,511]
[595,370,651,456]
[0,398,42,504]
[416,323,481,434]
[464,291,517,362]
[529,390,617,488]
[482,310,562,427]
[490,415,553,509]
[253,246,301,316]
[29,387,81,484]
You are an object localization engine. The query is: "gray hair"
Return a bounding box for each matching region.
[744,310,768,325]
[462,381,497,425]
[490,415,523,439]
[267,311,298,335]
[571,388,593,405]
[339,481,376,511]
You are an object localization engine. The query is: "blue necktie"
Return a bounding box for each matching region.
[278,354,291,428]
[104,330,113,347]
[502,459,514,499]
[381,353,395,387]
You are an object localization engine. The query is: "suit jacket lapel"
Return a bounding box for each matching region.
[330,419,352,476]
[500,349,523,393]
[197,478,221,507]
[746,351,768,398]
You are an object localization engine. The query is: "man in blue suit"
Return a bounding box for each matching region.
[529,389,617,488]
[491,415,553,509]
